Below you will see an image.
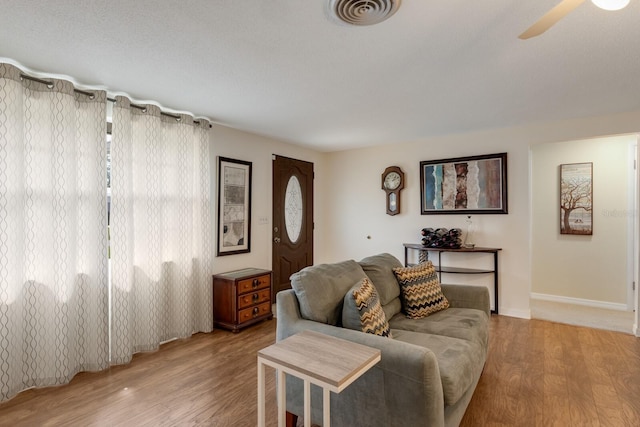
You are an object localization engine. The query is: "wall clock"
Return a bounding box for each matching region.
[381,166,405,216]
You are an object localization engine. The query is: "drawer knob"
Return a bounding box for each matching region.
[252,279,259,288]
[252,307,259,316]
[252,293,260,301]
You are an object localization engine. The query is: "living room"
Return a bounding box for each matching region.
[1,1,640,425]
[216,115,638,320]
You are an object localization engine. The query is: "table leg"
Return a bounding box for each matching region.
[277,370,286,427]
[257,358,265,427]
[323,387,330,427]
[304,379,311,427]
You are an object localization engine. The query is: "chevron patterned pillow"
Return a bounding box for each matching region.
[393,261,449,319]
[342,278,392,338]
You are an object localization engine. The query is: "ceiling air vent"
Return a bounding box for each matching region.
[330,0,401,26]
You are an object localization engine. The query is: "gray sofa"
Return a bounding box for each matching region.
[276,253,490,427]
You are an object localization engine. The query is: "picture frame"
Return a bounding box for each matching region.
[217,157,252,256]
[560,162,593,235]
[420,152,508,215]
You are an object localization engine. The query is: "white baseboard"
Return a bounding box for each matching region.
[530,292,628,311]
[498,308,531,319]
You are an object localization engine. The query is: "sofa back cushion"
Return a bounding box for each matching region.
[290,260,367,325]
[358,253,403,306]
[342,277,392,337]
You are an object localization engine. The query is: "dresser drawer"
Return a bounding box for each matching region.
[238,302,271,324]
[213,268,273,332]
[238,289,271,309]
[237,274,270,294]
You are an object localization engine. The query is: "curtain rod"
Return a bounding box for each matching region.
[20,73,96,100]
[108,98,182,121]
[106,97,210,127]
[19,73,211,127]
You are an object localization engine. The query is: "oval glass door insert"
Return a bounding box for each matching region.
[284,175,303,243]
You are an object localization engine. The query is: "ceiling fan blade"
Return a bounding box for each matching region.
[519,0,587,40]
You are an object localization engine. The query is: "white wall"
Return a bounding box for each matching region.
[323,132,530,317]
[209,124,327,274]
[531,135,635,307]
[207,110,640,317]
[323,110,640,318]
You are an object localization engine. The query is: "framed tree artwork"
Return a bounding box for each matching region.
[560,162,593,235]
[217,157,252,256]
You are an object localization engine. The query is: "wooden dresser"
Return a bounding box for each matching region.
[212,268,273,332]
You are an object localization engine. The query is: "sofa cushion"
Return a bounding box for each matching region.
[388,308,489,348]
[290,260,367,325]
[391,329,485,406]
[358,253,403,306]
[342,278,392,338]
[382,297,402,321]
[393,262,449,319]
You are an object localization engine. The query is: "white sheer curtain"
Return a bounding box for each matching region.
[0,63,109,402]
[109,96,213,364]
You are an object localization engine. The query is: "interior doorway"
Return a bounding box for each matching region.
[530,134,638,333]
[271,155,314,302]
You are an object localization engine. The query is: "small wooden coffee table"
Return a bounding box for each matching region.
[257,330,381,427]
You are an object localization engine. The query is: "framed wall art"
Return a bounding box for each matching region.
[217,157,252,256]
[560,162,592,235]
[420,152,508,215]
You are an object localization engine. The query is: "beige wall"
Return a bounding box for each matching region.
[323,111,640,318]
[323,130,530,317]
[531,135,636,307]
[209,124,327,274]
[208,109,640,318]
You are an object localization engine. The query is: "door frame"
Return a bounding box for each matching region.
[627,142,637,310]
[632,140,639,335]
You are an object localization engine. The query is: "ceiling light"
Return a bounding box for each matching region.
[591,0,630,11]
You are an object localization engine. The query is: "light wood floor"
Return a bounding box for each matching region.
[1,316,639,426]
[531,299,634,334]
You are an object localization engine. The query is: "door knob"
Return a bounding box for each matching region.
[274,237,281,243]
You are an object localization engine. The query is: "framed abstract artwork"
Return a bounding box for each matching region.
[560,162,592,235]
[217,157,252,256]
[420,152,508,215]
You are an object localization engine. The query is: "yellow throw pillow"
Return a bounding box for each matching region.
[393,262,449,319]
[343,277,392,337]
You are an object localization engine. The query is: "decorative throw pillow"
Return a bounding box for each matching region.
[393,261,449,319]
[342,278,392,338]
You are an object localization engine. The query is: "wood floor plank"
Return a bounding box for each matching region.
[558,324,599,426]
[514,320,545,425]
[1,316,640,426]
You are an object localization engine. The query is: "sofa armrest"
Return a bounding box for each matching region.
[276,290,446,426]
[440,284,490,316]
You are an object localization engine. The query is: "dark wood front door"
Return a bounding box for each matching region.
[272,155,314,302]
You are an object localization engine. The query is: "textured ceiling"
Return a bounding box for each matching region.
[1,0,639,152]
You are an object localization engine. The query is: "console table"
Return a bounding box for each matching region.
[403,243,501,314]
[257,330,381,427]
